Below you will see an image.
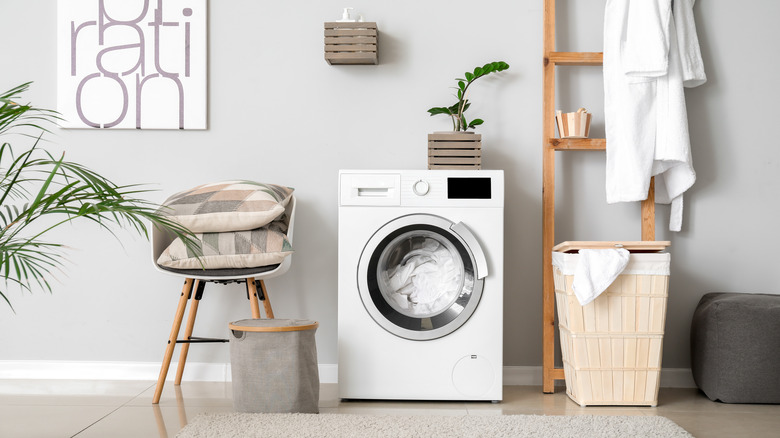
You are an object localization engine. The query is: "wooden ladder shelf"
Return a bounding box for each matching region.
[541,0,657,393]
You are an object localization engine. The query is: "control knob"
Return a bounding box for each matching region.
[412,180,430,196]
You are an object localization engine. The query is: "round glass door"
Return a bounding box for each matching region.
[357,214,485,340]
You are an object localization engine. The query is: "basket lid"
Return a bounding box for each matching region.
[229,319,318,332]
[553,241,670,253]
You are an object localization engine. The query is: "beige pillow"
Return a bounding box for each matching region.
[159,181,293,233]
[157,222,293,270]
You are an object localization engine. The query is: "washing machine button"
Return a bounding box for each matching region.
[412,180,430,196]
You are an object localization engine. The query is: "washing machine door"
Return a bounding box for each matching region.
[357,214,488,341]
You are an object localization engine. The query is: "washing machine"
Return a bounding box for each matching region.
[338,169,503,401]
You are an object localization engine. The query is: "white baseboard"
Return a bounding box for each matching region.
[0,361,695,388]
[0,360,230,382]
[0,360,337,384]
[317,364,338,384]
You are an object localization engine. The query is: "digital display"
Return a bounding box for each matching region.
[447,177,492,199]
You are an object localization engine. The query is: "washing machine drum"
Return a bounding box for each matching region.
[357,214,487,340]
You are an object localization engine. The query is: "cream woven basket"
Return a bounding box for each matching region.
[552,248,670,407]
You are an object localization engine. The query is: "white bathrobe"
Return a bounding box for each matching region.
[604,0,706,231]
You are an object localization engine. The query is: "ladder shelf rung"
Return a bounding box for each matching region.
[548,138,606,150]
[546,52,603,66]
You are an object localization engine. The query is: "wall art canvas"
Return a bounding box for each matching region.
[57,0,207,129]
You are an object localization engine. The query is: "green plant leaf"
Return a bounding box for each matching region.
[457,89,462,100]
[474,67,483,77]
[458,81,465,91]
[25,146,63,223]
[428,107,453,115]
[465,72,474,82]
[468,119,484,129]
[0,82,61,138]
[483,63,493,73]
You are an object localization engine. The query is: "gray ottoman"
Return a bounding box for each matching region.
[691,293,780,403]
[229,319,319,413]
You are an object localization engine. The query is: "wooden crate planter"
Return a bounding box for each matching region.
[428,133,482,170]
[552,247,671,407]
[324,22,377,65]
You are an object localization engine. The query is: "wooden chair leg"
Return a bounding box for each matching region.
[153,278,195,404]
[246,278,262,319]
[174,280,203,385]
[258,279,274,318]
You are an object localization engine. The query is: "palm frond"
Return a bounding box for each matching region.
[0,82,61,137]
[0,82,201,311]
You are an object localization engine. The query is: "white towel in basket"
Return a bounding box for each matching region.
[573,249,630,306]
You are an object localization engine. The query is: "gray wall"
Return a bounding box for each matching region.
[1,0,777,372]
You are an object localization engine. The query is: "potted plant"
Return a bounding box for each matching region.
[0,82,198,311]
[427,61,510,132]
[426,61,509,170]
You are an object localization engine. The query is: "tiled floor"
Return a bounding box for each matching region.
[1,380,779,437]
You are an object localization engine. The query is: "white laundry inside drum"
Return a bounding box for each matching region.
[377,230,465,318]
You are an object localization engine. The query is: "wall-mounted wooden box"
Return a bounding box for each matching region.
[428,133,482,170]
[324,22,377,65]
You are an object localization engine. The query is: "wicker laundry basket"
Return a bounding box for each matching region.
[552,241,671,407]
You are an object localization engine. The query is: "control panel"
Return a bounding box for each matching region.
[340,170,503,208]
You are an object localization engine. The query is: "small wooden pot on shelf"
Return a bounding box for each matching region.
[555,108,592,138]
[428,132,482,170]
[324,22,378,65]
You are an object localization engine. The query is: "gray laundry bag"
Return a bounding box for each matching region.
[229,319,319,413]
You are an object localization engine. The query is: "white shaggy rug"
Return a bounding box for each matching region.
[175,413,693,438]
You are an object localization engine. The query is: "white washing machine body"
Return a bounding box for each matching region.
[338,170,504,401]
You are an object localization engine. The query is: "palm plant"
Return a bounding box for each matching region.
[0,82,198,311]
[427,61,510,131]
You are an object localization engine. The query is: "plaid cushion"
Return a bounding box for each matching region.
[160,181,294,233]
[157,221,293,270]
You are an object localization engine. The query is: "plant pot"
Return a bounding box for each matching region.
[427,132,482,170]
